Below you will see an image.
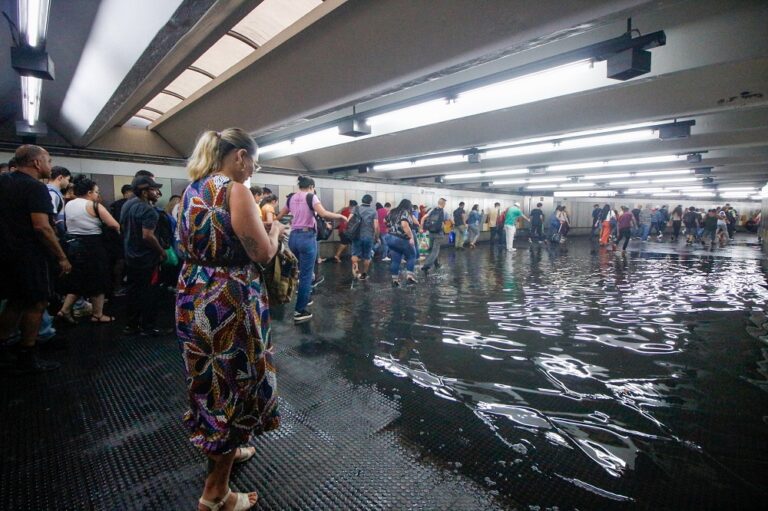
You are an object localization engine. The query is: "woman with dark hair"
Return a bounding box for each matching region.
[670,205,684,242]
[277,175,346,323]
[56,175,120,323]
[599,204,614,246]
[385,199,418,286]
[259,194,278,223]
[178,128,284,511]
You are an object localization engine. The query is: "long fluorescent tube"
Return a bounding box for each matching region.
[373,154,467,172]
[717,187,756,192]
[557,129,656,149]
[21,76,42,126]
[18,0,51,48]
[609,177,698,186]
[484,142,555,160]
[492,177,569,186]
[720,192,753,199]
[444,168,528,180]
[548,154,687,172]
[560,182,596,188]
[554,190,617,197]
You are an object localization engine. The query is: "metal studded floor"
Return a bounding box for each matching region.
[0,295,506,510]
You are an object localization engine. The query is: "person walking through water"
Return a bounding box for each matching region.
[277,176,346,323]
[612,206,636,252]
[385,199,418,286]
[598,204,614,246]
[670,205,684,242]
[503,202,529,252]
[420,197,448,275]
[176,128,284,511]
[452,202,467,249]
[466,204,481,248]
[529,202,544,242]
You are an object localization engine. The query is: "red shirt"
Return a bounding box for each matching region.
[338,206,351,233]
[617,212,634,229]
[377,207,389,233]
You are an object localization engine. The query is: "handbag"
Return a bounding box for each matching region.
[261,243,298,304]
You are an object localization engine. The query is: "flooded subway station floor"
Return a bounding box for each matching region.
[2,237,768,510]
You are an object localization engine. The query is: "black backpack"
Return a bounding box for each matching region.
[424,207,443,233]
[154,208,174,249]
[345,206,363,240]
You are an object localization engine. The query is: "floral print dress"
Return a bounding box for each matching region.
[176,174,279,455]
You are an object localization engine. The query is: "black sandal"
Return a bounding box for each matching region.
[90,314,116,324]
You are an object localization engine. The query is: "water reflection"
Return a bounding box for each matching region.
[332,240,768,507]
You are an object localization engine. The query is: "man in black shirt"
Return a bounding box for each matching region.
[120,175,166,336]
[453,202,467,249]
[109,184,134,220]
[529,202,545,242]
[0,145,71,373]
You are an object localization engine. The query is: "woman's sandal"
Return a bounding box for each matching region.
[234,445,255,464]
[90,314,116,324]
[56,310,77,324]
[199,489,257,511]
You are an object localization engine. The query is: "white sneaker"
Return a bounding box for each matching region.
[382,257,391,261]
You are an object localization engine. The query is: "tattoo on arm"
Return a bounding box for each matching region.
[240,235,260,259]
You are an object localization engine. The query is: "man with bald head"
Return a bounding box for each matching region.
[0,145,72,374]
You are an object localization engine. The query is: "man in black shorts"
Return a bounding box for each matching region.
[0,145,72,374]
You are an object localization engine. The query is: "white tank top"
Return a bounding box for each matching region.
[64,198,102,235]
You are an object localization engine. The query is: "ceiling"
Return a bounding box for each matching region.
[0,0,766,198]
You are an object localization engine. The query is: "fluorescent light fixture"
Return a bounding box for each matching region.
[373,161,413,172]
[606,155,687,167]
[630,169,694,177]
[557,129,656,149]
[554,190,618,197]
[18,0,51,48]
[258,140,292,155]
[492,177,569,186]
[609,177,698,186]
[484,142,555,160]
[21,76,42,126]
[720,192,752,199]
[560,182,596,188]
[580,172,632,180]
[444,168,528,180]
[750,195,764,200]
[624,188,666,194]
[548,154,687,172]
[717,187,756,192]
[412,155,466,168]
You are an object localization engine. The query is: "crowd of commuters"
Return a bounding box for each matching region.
[0,136,760,510]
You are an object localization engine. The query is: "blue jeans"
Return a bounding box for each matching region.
[351,237,374,260]
[288,230,317,312]
[640,223,650,240]
[385,234,416,276]
[377,235,389,258]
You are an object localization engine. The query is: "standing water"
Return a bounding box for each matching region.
[312,238,768,509]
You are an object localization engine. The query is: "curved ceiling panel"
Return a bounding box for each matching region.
[146,92,184,113]
[191,34,255,77]
[232,0,322,46]
[165,69,213,99]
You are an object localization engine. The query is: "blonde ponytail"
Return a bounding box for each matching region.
[187,128,257,181]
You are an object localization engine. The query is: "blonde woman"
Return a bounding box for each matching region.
[176,128,283,511]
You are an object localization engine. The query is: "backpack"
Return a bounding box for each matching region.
[424,207,443,233]
[154,208,174,249]
[497,208,508,227]
[345,206,363,240]
[305,193,332,241]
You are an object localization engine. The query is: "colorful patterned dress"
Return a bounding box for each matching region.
[176,174,279,455]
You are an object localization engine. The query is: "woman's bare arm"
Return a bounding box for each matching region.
[229,182,280,263]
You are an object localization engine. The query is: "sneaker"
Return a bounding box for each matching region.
[391,280,400,288]
[406,277,417,285]
[311,275,325,288]
[294,310,313,323]
[359,273,368,281]
[382,257,391,262]
[433,262,441,269]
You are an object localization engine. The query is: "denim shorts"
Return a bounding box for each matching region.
[351,237,374,260]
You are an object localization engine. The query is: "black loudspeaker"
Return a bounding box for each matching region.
[607,48,651,81]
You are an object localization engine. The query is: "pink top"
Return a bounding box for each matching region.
[288,191,320,230]
[377,207,389,233]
